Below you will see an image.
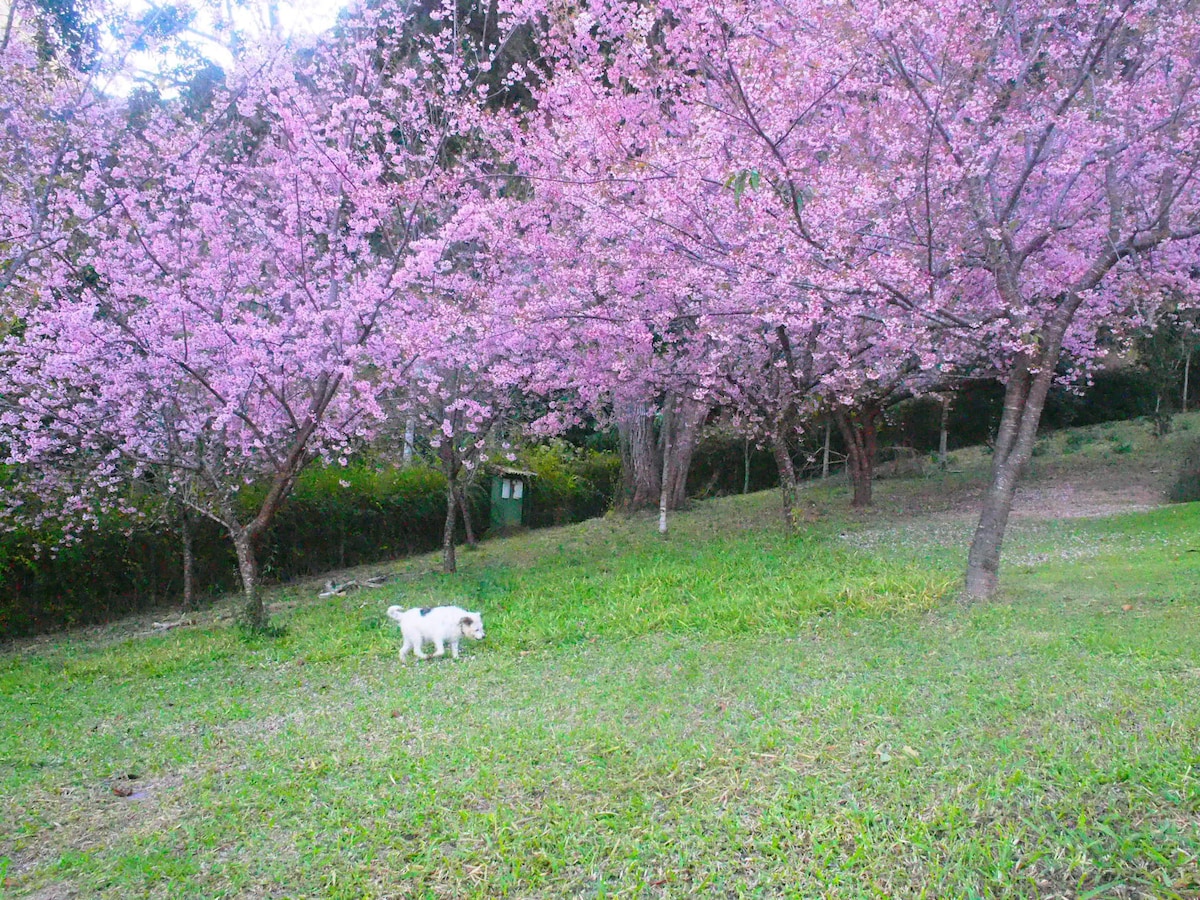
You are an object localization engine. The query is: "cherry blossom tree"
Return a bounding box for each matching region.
[848,0,1200,597]
[7,0,1198,619]
[485,0,932,526]
[1,2,116,304]
[496,0,1199,589]
[0,0,536,627]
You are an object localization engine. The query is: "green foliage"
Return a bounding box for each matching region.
[0,511,233,639]
[886,371,1160,455]
[254,463,462,579]
[724,167,761,203]
[1044,368,1159,429]
[520,443,621,528]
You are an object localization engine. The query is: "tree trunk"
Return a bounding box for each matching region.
[664,397,708,509]
[743,438,751,494]
[772,436,798,532]
[616,400,661,511]
[181,508,196,610]
[456,485,477,547]
[821,421,831,479]
[834,405,879,508]
[989,355,1031,482]
[938,394,951,469]
[435,436,462,573]
[402,416,416,466]
[1182,347,1191,414]
[965,329,1068,599]
[232,529,266,630]
[1154,393,1172,437]
[658,395,675,535]
[442,480,458,574]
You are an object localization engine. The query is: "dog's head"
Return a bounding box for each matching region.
[459,613,485,641]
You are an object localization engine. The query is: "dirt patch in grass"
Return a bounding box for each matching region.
[872,450,1171,527]
[1008,479,1163,518]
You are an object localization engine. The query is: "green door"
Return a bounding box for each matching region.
[490,476,525,530]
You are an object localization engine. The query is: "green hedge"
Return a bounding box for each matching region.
[1,452,620,638]
[254,465,476,580]
[0,515,230,638]
[521,444,621,528]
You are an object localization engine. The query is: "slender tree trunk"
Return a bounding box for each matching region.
[456,485,477,547]
[1154,393,1171,437]
[402,416,416,467]
[616,400,661,511]
[772,436,798,532]
[658,396,675,535]
[939,395,951,469]
[442,479,458,574]
[834,405,879,508]
[181,508,196,610]
[1182,347,1191,414]
[965,320,1071,600]
[743,438,751,494]
[231,529,265,630]
[990,355,1031,481]
[664,398,708,509]
[435,434,462,573]
[821,421,831,479]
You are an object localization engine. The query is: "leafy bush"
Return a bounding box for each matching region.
[255,464,468,578]
[0,513,235,638]
[885,371,1159,455]
[522,443,621,528]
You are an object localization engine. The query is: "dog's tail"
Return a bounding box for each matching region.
[386,605,406,624]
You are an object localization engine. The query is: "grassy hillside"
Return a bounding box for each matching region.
[2,414,1199,898]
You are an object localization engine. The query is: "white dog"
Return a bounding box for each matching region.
[386,605,485,661]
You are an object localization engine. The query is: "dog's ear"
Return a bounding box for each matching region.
[460,616,474,628]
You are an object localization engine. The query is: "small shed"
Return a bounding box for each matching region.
[490,468,535,531]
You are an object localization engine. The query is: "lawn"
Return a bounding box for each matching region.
[2,416,1199,898]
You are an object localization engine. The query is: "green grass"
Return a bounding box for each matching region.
[2,416,1200,898]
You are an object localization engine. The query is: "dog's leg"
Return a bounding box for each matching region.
[449,640,460,659]
[399,638,412,662]
[431,638,446,657]
[413,639,428,660]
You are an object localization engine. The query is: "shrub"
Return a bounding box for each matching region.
[255,464,468,579]
[521,443,621,527]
